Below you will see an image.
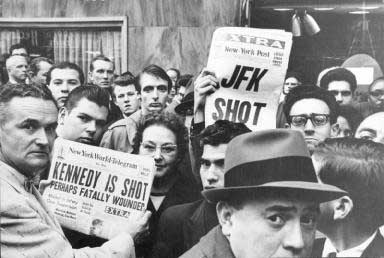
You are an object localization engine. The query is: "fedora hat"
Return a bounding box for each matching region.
[203,129,347,203]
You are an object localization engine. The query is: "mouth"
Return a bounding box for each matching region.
[149,103,162,108]
[29,151,49,156]
[204,186,216,190]
[79,137,94,145]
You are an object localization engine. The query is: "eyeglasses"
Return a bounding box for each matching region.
[329,90,352,97]
[369,90,384,97]
[284,82,299,86]
[289,113,330,127]
[140,142,177,155]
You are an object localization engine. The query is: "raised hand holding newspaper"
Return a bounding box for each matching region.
[204,27,293,130]
[42,138,155,239]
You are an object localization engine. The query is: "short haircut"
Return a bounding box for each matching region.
[314,138,384,227]
[319,68,357,93]
[200,120,251,147]
[9,43,28,55]
[0,82,57,123]
[285,71,304,83]
[337,105,363,133]
[283,85,339,124]
[136,64,172,93]
[167,68,180,79]
[111,76,139,99]
[65,86,110,113]
[6,55,28,69]
[89,55,114,72]
[133,112,188,164]
[368,76,384,92]
[46,62,85,85]
[30,57,54,76]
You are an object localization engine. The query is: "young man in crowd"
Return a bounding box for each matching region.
[354,77,384,118]
[88,55,115,89]
[9,43,28,56]
[319,67,357,106]
[47,61,84,108]
[5,55,29,84]
[100,64,171,153]
[312,138,384,257]
[29,57,53,86]
[181,129,346,258]
[112,75,141,118]
[283,85,339,153]
[0,83,148,257]
[56,85,110,146]
[355,111,384,144]
[153,120,251,258]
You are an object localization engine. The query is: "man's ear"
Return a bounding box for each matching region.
[330,123,340,137]
[88,71,93,82]
[333,196,353,220]
[284,122,291,129]
[216,201,235,238]
[58,107,68,125]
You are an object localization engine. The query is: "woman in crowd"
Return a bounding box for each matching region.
[133,111,200,257]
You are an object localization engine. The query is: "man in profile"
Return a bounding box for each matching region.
[6,55,29,84]
[0,83,147,257]
[30,57,53,86]
[312,138,384,257]
[181,129,345,258]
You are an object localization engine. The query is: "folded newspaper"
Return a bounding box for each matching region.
[205,27,293,130]
[42,138,155,239]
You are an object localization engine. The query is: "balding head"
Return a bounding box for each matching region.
[355,112,384,144]
[6,55,29,84]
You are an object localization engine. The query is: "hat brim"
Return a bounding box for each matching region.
[202,181,347,203]
[175,100,193,115]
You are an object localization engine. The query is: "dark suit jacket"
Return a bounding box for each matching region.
[150,199,218,258]
[311,232,384,257]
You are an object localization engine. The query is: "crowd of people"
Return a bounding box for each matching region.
[1,42,384,258]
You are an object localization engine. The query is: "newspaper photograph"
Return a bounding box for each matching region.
[205,27,293,130]
[42,138,155,239]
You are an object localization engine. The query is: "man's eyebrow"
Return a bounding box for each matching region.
[357,128,377,135]
[265,205,297,213]
[21,118,39,124]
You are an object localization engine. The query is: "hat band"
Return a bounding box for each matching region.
[225,156,317,188]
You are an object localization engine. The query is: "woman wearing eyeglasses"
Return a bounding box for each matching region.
[132,112,200,257]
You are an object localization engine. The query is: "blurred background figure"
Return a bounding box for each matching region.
[331,105,362,138]
[30,57,53,86]
[355,112,384,144]
[355,77,384,118]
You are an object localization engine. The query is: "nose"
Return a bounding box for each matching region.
[85,120,96,134]
[60,82,69,93]
[282,220,305,254]
[153,147,163,162]
[304,119,315,135]
[124,94,130,102]
[335,93,343,103]
[152,88,159,100]
[206,165,219,184]
[35,128,49,146]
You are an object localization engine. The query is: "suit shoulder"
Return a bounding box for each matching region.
[162,201,201,220]
[107,118,129,130]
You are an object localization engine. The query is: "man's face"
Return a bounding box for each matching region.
[139,125,178,178]
[34,61,52,85]
[89,60,114,88]
[166,70,178,87]
[368,80,384,108]
[200,144,227,190]
[219,197,319,258]
[58,98,108,145]
[327,81,353,106]
[331,115,352,138]
[140,73,169,114]
[8,56,28,83]
[289,98,332,153]
[113,84,140,117]
[48,68,81,108]
[0,97,58,177]
[283,77,300,95]
[355,112,384,144]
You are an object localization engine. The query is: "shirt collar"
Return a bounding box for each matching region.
[0,160,38,193]
[322,231,378,257]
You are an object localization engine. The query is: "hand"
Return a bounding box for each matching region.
[123,210,151,241]
[194,68,219,112]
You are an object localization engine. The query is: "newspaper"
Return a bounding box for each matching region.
[205,27,293,130]
[42,138,155,239]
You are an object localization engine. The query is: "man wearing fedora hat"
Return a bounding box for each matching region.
[181,129,346,258]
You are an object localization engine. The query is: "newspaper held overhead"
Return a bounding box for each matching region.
[43,138,155,239]
[205,27,293,130]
